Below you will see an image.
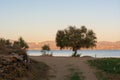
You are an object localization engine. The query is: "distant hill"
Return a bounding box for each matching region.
[27,41,120,50]
[95,41,120,50]
[28,41,59,50]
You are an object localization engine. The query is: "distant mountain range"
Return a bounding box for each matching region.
[27,41,120,50]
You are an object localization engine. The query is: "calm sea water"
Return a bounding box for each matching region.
[27,50,120,58]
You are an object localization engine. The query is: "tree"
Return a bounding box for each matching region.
[41,44,50,54]
[18,37,29,49]
[42,44,50,51]
[5,39,12,46]
[0,38,6,54]
[12,41,21,50]
[0,38,6,50]
[56,26,97,57]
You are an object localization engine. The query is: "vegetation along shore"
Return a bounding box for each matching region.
[0,26,120,80]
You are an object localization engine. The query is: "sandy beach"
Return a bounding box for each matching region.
[30,56,98,80]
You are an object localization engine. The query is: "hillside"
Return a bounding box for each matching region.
[28,41,120,50]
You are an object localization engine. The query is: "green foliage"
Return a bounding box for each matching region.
[42,44,50,51]
[0,38,6,49]
[13,41,21,49]
[0,37,29,55]
[18,37,29,49]
[88,58,120,80]
[70,72,80,80]
[72,53,80,57]
[88,58,120,74]
[0,37,30,80]
[5,39,12,46]
[68,67,84,80]
[41,44,51,56]
[56,26,97,56]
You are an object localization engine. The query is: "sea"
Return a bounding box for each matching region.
[27,50,120,58]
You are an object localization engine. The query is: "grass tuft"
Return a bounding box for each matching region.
[70,72,81,80]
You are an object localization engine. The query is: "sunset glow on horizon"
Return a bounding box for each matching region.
[0,0,120,42]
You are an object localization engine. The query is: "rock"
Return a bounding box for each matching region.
[0,55,29,80]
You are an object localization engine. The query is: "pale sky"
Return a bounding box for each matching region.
[0,0,120,42]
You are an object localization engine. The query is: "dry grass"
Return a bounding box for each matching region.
[21,59,50,80]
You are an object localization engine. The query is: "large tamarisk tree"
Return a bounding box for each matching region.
[56,26,97,57]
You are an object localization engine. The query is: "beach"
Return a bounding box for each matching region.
[30,56,97,80]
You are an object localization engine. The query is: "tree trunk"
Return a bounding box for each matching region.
[72,48,77,57]
[74,50,77,56]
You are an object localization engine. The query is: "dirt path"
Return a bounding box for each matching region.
[30,56,97,80]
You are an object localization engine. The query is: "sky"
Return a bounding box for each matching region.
[0,0,120,42]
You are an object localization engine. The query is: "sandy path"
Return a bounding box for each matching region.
[30,56,97,80]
